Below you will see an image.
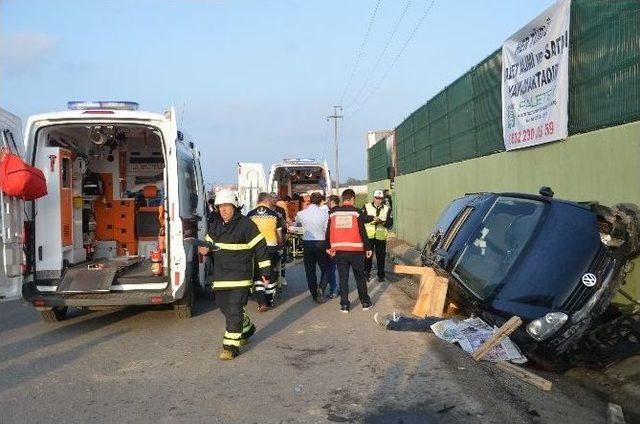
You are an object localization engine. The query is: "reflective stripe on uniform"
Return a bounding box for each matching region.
[258,260,271,268]
[214,234,265,251]
[213,280,253,289]
[224,331,242,340]
[331,242,364,248]
[247,234,265,248]
[205,234,214,243]
[242,313,253,333]
[223,330,243,347]
[329,211,360,218]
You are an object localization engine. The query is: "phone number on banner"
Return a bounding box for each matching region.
[508,122,555,145]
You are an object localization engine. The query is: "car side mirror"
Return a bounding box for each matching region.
[539,186,554,197]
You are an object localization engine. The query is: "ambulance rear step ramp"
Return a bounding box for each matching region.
[56,257,143,293]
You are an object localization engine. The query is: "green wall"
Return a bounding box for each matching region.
[366,179,391,196]
[393,121,640,300]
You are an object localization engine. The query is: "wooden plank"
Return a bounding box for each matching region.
[412,275,449,318]
[393,265,435,276]
[472,316,523,361]
[496,362,553,392]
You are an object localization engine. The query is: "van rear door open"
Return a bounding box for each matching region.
[0,108,25,301]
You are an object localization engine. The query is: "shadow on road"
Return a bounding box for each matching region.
[0,330,127,395]
[243,261,391,352]
[0,308,141,364]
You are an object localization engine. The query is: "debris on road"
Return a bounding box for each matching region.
[430,317,527,363]
[472,316,522,361]
[495,361,553,392]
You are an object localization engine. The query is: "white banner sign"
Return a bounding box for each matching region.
[502,0,571,150]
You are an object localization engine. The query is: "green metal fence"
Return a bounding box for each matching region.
[569,0,640,133]
[367,137,390,182]
[392,0,640,176]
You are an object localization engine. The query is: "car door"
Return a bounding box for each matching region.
[0,109,25,301]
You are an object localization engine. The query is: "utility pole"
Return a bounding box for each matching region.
[327,105,343,194]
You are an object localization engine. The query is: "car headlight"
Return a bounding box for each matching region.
[526,312,568,341]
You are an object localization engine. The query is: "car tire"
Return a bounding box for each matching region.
[613,203,640,258]
[39,307,68,322]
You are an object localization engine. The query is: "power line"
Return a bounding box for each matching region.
[345,0,413,110]
[349,0,437,118]
[338,0,384,104]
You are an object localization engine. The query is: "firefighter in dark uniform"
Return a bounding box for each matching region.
[199,189,271,360]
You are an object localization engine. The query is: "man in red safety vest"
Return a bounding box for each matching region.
[325,189,373,313]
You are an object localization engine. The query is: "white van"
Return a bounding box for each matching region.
[237,162,266,214]
[267,158,332,200]
[2,101,208,321]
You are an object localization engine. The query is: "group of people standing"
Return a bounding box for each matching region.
[200,187,392,360]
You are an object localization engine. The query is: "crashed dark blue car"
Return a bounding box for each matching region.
[421,189,640,369]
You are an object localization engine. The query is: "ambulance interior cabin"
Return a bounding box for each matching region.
[271,165,327,220]
[33,123,166,286]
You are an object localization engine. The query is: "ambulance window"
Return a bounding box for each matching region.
[61,157,71,188]
[178,156,198,217]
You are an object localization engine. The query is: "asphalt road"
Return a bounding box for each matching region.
[0,262,612,423]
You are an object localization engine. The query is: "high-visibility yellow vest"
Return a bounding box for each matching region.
[364,203,390,240]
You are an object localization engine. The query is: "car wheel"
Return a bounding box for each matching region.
[613,203,640,258]
[39,307,68,322]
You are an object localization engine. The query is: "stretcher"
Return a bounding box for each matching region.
[287,226,305,258]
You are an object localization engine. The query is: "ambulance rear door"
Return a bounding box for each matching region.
[0,108,25,301]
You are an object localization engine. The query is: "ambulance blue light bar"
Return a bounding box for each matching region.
[67,101,139,111]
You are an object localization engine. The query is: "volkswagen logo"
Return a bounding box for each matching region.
[582,273,597,287]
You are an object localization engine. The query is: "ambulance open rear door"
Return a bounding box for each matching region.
[0,110,25,301]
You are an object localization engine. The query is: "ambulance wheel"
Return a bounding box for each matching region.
[174,280,194,319]
[39,307,68,322]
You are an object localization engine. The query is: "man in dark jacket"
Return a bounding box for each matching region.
[199,189,271,360]
[325,189,373,313]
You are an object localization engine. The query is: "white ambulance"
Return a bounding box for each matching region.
[267,158,332,199]
[0,102,208,321]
